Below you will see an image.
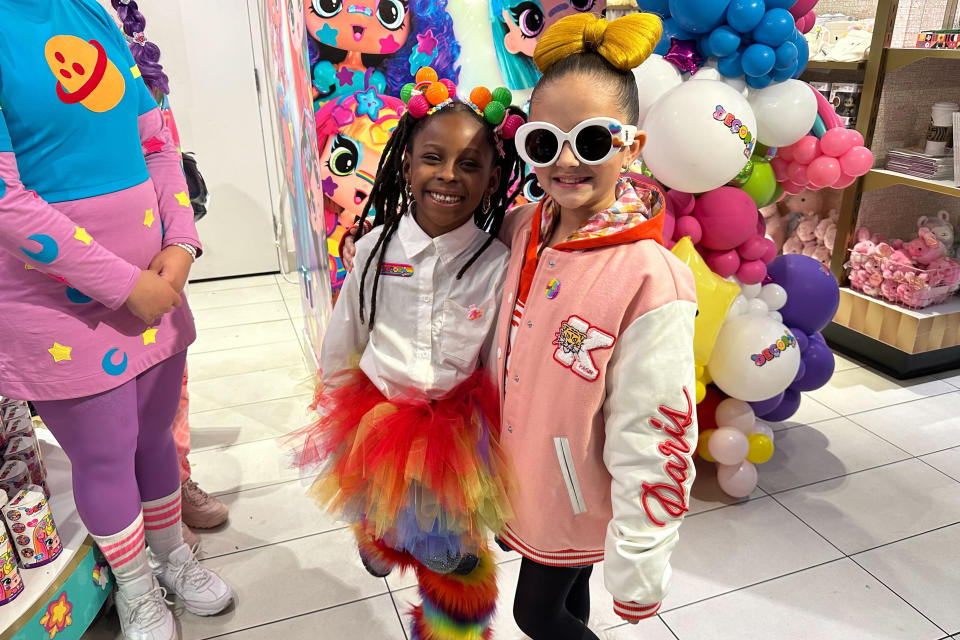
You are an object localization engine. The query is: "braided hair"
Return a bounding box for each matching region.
[356,102,525,328]
[111,0,170,95]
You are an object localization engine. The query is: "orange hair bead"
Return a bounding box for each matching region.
[424,82,449,107]
[470,86,492,111]
[415,67,438,83]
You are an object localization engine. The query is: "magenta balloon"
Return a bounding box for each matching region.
[797,11,816,34]
[663,210,677,244]
[840,146,874,176]
[832,172,857,189]
[675,215,704,244]
[706,249,742,277]
[694,187,759,250]
[771,157,790,181]
[756,214,766,236]
[761,237,778,263]
[782,180,805,194]
[737,258,767,284]
[807,156,842,188]
[792,136,820,164]
[667,190,697,216]
[777,144,795,162]
[788,161,810,185]
[739,235,769,260]
[789,0,818,19]
[819,127,856,157]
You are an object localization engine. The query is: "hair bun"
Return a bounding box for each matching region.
[533,13,663,74]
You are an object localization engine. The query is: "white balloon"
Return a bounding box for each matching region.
[715,398,756,433]
[722,75,749,96]
[759,283,788,311]
[728,295,749,318]
[642,80,757,193]
[633,55,683,126]
[689,60,721,82]
[752,420,775,441]
[708,427,750,465]
[769,310,783,323]
[717,461,758,498]
[741,282,763,299]
[747,79,818,147]
[708,315,801,401]
[748,298,770,316]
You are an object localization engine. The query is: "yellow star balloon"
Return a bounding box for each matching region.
[671,237,741,402]
[142,327,158,345]
[143,209,155,228]
[48,342,72,363]
[174,191,190,207]
[73,227,92,245]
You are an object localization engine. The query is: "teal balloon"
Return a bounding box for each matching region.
[66,287,93,304]
[20,234,59,264]
[102,349,129,376]
[813,115,828,138]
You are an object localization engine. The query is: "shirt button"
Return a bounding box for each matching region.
[421,295,430,303]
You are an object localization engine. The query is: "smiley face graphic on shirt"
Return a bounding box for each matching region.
[44,35,125,113]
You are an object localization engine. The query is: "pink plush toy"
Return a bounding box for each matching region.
[918,210,955,255]
[880,277,899,302]
[897,272,929,308]
[761,203,788,250]
[850,228,876,264]
[906,227,946,267]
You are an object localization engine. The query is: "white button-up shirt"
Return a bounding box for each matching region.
[321,212,510,400]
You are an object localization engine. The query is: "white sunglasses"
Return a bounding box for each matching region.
[515,117,638,167]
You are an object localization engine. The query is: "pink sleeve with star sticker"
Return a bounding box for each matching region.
[0,115,141,310]
[138,107,202,255]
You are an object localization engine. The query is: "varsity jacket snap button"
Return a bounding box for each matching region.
[527,321,533,328]
[513,375,519,383]
[548,260,556,267]
[507,426,513,433]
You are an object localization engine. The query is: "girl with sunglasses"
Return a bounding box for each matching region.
[494,12,698,639]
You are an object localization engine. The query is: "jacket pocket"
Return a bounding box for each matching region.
[554,437,587,515]
[442,298,495,367]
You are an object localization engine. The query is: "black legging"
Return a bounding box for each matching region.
[513,558,599,640]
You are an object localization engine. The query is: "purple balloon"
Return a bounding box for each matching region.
[792,359,807,384]
[750,392,785,416]
[792,336,836,391]
[760,388,801,422]
[767,254,840,335]
[791,328,810,352]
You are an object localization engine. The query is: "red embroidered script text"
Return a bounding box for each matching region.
[640,388,695,527]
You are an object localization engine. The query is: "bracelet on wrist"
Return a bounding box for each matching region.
[173,242,198,261]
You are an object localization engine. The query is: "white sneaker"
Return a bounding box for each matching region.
[151,544,233,616]
[115,574,177,640]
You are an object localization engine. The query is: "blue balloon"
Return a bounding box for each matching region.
[764,0,793,7]
[668,0,732,33]
[753,8,796,46]
[717,50,745,77]
[772,60,798,81]
[774,40,798,69]
[726,0,765,33]
[636,0,672,17]
[707,25,742,57]
[792,33,810,77]
[655,17,696,55]
[741,43,776,76]
[746,72,774,88]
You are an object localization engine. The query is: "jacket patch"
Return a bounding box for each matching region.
[552,316,616,382]
[640,388,695,527]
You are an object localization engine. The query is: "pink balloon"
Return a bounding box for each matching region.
[840,146,874,176]
[848,129,865,147]
[819,127,856,158]
[674,215,704,244]
[790,0,818,19]
[662,211,676,245]
[777,145,795,162]
[667,190,696,217]
[760,238,778,264]
[694,187,759,251]
[706,249,742,278]
[797,11,816,34]
[737,259,767,285]
[770,157,790,182]
[717,461,758,498]
[782,180,805,195]
[833,172,857,189]
[739,235,769,261]
[792,136,821,165]
[788,161,810,185]
[807,156,842,188]
[707,427,750,465]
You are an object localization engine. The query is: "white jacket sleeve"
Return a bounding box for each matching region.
[601,298,698,620]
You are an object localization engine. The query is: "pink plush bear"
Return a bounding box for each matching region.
[783,189,823,218]
[850,228,876,265]
[906,227,946,267]
[880,277,899,302]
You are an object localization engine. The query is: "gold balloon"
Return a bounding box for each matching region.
[746,433,775,465]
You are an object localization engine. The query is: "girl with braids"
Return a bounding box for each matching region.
[295,69,526,639]
[0,1,232,639]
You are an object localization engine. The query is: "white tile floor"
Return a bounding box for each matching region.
[86,274,960,640]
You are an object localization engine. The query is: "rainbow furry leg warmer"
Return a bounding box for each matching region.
[354,524,417,576]
[410,545,497,640]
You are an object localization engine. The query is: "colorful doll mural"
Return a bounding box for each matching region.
[488,0,605,90]
[315,83,403,296]
[306,0,461,109]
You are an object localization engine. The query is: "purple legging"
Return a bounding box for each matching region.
[34,351,187,537]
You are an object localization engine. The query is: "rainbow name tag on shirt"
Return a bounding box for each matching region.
[379,263,414,277]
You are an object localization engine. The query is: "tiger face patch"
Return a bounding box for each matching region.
[552,316,616,382]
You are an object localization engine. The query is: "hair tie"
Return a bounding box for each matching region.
[132,32,147,46]
[583,18,608,52]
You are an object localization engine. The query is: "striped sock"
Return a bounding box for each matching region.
[142,489,184,564]
[92,514,150,587]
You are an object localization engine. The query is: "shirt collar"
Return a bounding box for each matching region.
[398,208,486,264]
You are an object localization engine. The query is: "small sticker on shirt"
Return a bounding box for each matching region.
[468,305,484,321]
[379,263,414,277]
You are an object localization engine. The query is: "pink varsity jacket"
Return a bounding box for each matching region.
[493,199,698,621]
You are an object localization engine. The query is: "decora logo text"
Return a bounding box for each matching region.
[713,105,757,158]
[751,332,797,367]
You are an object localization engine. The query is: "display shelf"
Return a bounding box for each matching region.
[886,47,960,71]
[832,287,960,353]
[804,59,868,71]
[1,430,114,640]
[862,168,960,197]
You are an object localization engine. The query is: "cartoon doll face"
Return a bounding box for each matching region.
[306,0,411,56]
[2,560,22,596]
[320,133,380,226]
[500,0,597,57]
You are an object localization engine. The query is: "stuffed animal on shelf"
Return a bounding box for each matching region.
[906,228,946,268]
[917,210,957,258]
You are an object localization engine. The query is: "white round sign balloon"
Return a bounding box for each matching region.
[633,54,683,125]
[707,314,801,402]
[747,79,818,147]
[642,80,757,193]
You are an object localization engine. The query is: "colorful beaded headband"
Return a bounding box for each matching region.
[400,67,526,155]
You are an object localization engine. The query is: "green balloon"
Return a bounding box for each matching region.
[640,161,655,179]
[767,182,784,208]
[741,160,777,208]
[730,160,754,187]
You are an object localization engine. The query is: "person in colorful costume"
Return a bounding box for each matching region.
[295,68,526,639]
[0,2,232,638]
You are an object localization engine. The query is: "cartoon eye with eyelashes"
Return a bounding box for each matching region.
[521,173,546,202]
[377,0,409,31]
[311,0,342,18]
[570,0,596,11]
[327,134,363,177]
[511,1,545,38]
